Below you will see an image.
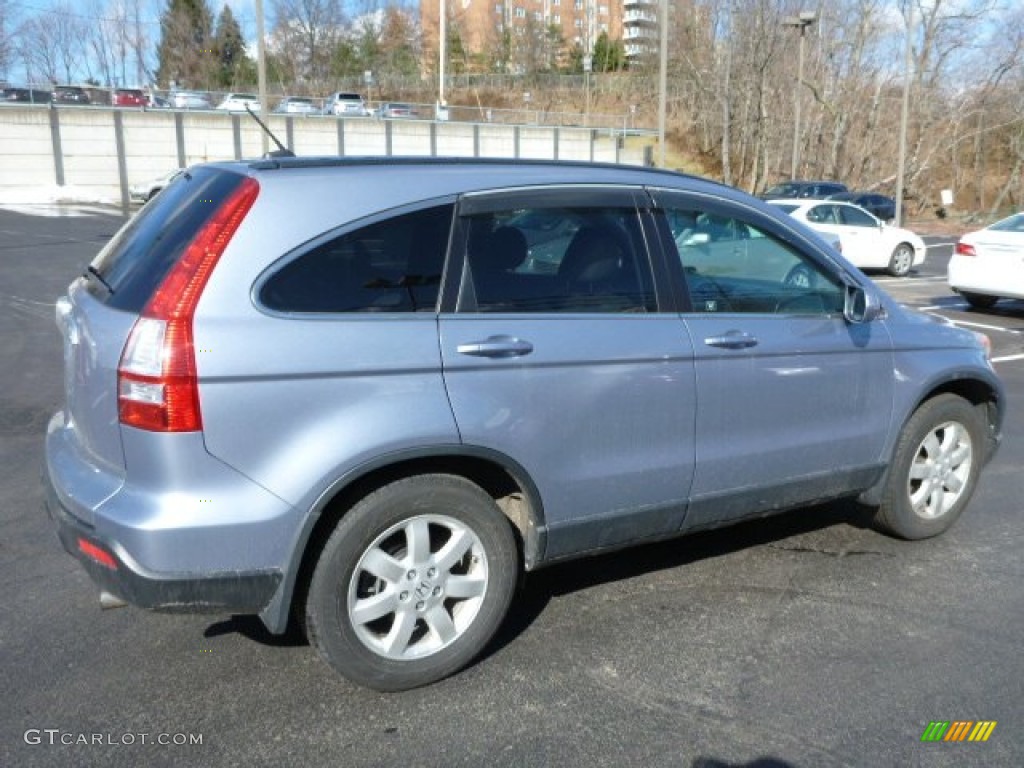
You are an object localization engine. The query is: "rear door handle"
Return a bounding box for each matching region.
[457,336,534,358]
[704,331,758,350]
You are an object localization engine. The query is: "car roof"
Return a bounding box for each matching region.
[213,157,741,207]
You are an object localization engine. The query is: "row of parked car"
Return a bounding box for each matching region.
[1,85,415,118]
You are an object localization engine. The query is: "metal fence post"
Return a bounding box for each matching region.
[553,127,560,160]
[385,121,393,156]
[285,117,294,151]
[232,115,242,160]
[48,106,65,186]
[473,124,480,157]
[113,111,130,216]
[430,121,437,156]
[174,112,186,168]
[337,120,345,156]
[514,126,520,159]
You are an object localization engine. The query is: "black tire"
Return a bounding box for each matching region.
[306,474,519,691]
[874,394,985,540]
[887,243,914,277]
[961,292,999,310]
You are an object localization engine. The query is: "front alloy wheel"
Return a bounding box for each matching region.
[874,394,985,540]
[906,420,973,519]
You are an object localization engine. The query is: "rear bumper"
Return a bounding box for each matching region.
[44,469,281,613]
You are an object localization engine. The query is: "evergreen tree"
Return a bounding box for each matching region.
[213,5,252,87]
[593,31,626,73]
[155,0,215,90]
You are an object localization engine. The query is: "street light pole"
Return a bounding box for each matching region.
[895,2,913,227]
[657,0,668,167]
[782,11,817,180]
[439,0,447,114]
[254,0,269,156]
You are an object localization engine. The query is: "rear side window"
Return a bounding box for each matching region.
[87,167,247,312]
[261,204,454,313]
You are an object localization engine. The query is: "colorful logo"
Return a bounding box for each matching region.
[921,721,997,742]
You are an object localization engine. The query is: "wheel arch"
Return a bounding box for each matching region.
[859,374,1003,507]
[259,446,546,635]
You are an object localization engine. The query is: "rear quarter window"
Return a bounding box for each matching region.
[87,167,248,312]
[260,204,455,313]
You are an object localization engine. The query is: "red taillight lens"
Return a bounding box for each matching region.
[118,176,259,432]
[78,538,118,570]
[955,241,976,257]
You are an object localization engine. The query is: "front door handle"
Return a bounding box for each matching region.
[704,331,758,350]
[457,335,534,358]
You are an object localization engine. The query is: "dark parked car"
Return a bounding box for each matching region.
[761,180,849,200]
[827,191,897,222]
[45,158,1004,692]
[113,88,147,107]
[52,85,91,105]
[1,87,53,104]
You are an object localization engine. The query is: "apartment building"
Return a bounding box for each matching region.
[421,0,625,72]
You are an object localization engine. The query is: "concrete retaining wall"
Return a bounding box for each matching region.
[0,106,649,207]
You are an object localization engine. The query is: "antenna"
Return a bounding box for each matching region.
[244,105,296,158]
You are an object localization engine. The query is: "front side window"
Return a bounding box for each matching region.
[261,204,453,313]
[459,206,655,313]
[665,207,843,315]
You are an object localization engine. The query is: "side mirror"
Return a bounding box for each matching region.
[844,284,883,323]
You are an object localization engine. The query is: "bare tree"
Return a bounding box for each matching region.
[272,0,344,89]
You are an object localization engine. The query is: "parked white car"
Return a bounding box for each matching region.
[129,169,183,202]
[323,92,369,116]
[769,199,926,276]
[274,97,319,114]
[170,91,212,110]
[948,212,1024,309]
[215,93,261,112]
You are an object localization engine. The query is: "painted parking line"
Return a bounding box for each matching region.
[992,353,1024,363]
[874,275,948,284]
[919,302,967,310]
[938,317,1021,334]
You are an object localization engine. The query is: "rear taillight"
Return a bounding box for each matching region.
[955,241,976,257]
[118,177,259,432]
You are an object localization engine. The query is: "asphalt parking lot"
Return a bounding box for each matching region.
[1,207,1021,768]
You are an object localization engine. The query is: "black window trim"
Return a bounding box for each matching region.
[253,195,459,318]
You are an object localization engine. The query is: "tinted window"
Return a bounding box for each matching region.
[666,207,843,315]
[261,204,454,313]
[459,206,655,313]
[838,206,877,227]
[87,167,245,312]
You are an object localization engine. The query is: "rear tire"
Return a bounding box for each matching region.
[874,395,984,540]
[961,292,999,310]
[306,475,519,691]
